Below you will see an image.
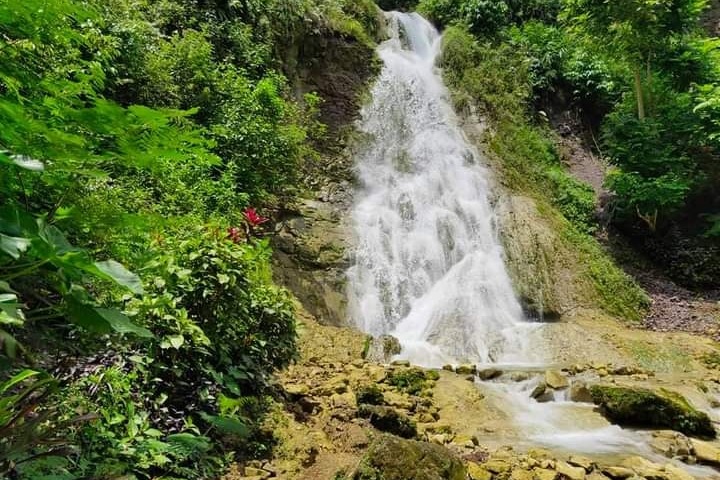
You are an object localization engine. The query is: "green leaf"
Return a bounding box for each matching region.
[0,369,40,394]
[199,413,249,438]
[0,233,31,259]
[94,260,144,294]
[66,296,152,338]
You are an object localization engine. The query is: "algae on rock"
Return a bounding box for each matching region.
[590,385,715,437]
[352,434,466,480]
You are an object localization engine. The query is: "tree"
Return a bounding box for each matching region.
[562,0,707,119]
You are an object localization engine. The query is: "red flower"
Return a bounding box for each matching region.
[227,227,242,243]
[243,207,269,227]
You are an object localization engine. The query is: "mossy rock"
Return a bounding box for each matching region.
[353,434,466,480]
[387,368,436,395]
[358,404,417,438]
[590,385,715,438]
[357,385,386,406]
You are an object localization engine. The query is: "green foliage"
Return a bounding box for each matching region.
[386,368,436,395]
[356,385,386,405]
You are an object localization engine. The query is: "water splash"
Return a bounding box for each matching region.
[347,12,537,367]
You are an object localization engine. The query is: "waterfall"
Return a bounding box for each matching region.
[347,12,537,367]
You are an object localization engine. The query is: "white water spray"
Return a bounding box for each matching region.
[347,12,537,367]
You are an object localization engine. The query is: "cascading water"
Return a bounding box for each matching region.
[345,13,720,474]
[347,12,537,367]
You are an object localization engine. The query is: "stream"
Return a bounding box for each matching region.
[346,11,717,477]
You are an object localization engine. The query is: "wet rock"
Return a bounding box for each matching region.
[620,457,665,479]
[568,455,594,472]
[649,430,692,459]
[590,385,716,437]
[569,381,593,403]
[357,404,417,438]
[556,460,586,480]
[690,438,720,467]
[511,371,531,382]
[352,434,466,480]
[662,464,694,480]
[467,462,493,480]
[601,466,635,479]
[531,381,554,402]
[545,370,569,389]
[392,359,411,367]
[478,368,502,380]
[365,334,402,363]
[455,364,478,375]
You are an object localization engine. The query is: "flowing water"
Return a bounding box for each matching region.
[346,11,717,474]
[347,11,538,367]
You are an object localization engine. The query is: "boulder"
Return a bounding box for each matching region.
[619,457,665,479]
[556,461,585,480]
[356,384,385,406]
[456,364,478,375]
[601,466,635,479]
[590,385,716,437]
[690,438,720,467]
[649,430,692,459]
[568,455,594,472]
[478,368,502,380]
[533,468,558,480]
[467,462,492,480]
[545,370,569,389]
[365,334,402,363]
[531,381,554,403]
[357,404,417,438]
[352,434,466,480]
[662,464,694,480]
[569,381,594,403]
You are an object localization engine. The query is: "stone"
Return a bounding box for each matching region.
[531,381,548,399]
[365,334,402,363]
[586,473,610,480]
[478,368,503,380]
[484,460,512,474]
[662,464,694,480]
[355,384,385,406]
[545,370,569,389]
[601,466,635,479]
[468,462,493,480]
[533,468,558,480]
[512,372,531,382]
[597,368,609,377]
[556,461,585,480]
[511,469,534,480]
[649,430,692,458]
[691,438,720,466]
[590,385,716,437]
[429,434,447,445]
[569,381,593,403]
[443,364,454,371]
[392,359,411,367]
[352,434,466,480]
[568,455,594,472]
[456,364,478,375]
[620,457,665,479]
[285,383,310,396]
[357,404,417,438]
[243,467,270,479]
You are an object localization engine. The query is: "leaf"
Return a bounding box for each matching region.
[0,233,30,259]
[160,334,184,349]
[0,369,40,394]
[199,413,249,437]
[94,260,144,294]
[65,295,152,338]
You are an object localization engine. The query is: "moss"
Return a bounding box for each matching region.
[357,405,418,438]
[590,385,715,438]
[356,385,386,405]
[387,368,437,395]
[353,434,466,480]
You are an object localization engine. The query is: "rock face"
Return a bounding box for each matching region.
[590,385,716,437]
[545,370,569,389]
[353,434,466,480]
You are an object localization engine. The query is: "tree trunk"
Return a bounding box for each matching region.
[634,69,645,120]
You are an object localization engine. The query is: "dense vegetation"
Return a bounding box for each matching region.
[2,0,718,478]
[0,0,379,478]
[418,0,720,288]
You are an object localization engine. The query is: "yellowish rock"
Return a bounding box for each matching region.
[485,460,512,474]
[601,466,635,479]
[533,467,558,480]
[568,455,594,472]
[467,462,493,480]
[545,370,569,389]
[620,456,665,478]
[662,463,694,480]
[511,468,534,480]
[691,438,720,466]
[556,461,585,480]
